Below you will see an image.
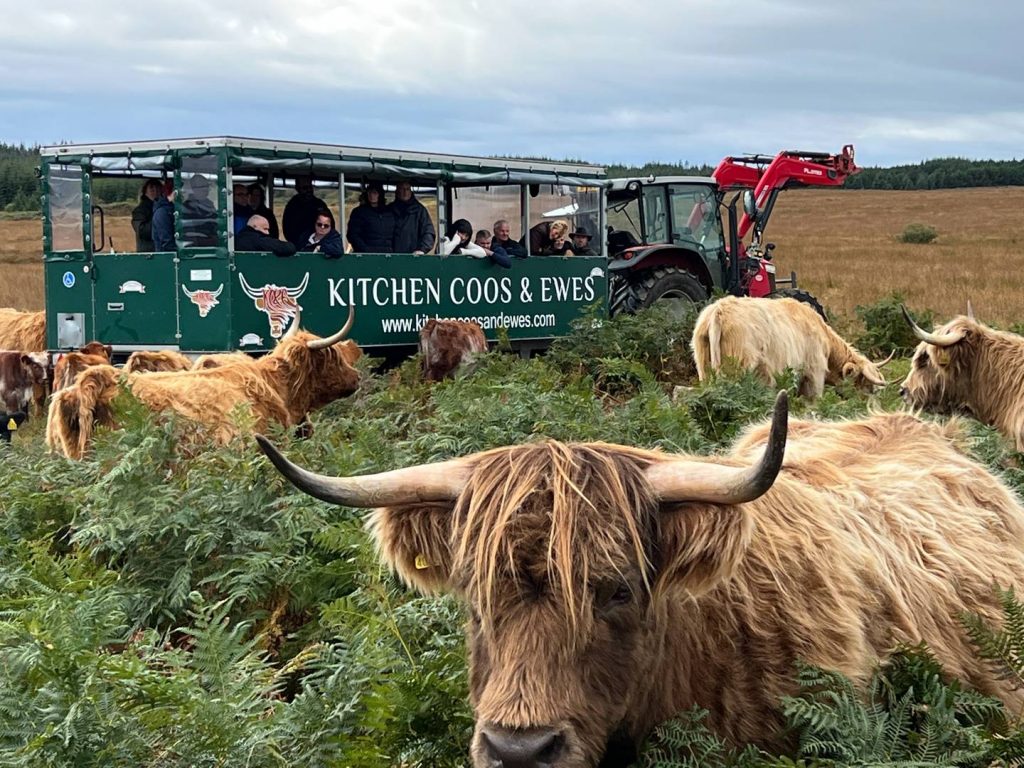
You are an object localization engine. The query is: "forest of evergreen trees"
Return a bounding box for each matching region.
[2,142,1022,213]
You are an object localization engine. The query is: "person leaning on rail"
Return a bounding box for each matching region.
[346,181,394,253]
[299,209,344,258]
[236,215,297,257]
[491,219,527,258]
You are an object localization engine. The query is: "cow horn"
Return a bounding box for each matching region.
[875,349,897,369]
[306,303,355,350]
[646,391,788,504]
[966,299,975,321]
[238,273,261,300]
[255,434,471,506]
[900,305,965,347]
[181,285,195,299]
[281,309,301,341]
[211,283,224,299]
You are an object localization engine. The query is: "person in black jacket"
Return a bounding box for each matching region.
[131,179,162,252]
[347,182,395,252]
[248,183,280,239]
[151,184,176,252]
[283,175,328,248]
[389,180,435,254]
[235,215,297,257]
[300,209,344,258]
[528,219,574,255]
[491,219,527,258]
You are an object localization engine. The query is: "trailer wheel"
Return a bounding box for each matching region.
[612,266,708,318]
[773,288,827,321]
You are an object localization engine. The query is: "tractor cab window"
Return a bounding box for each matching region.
[48,165,83,252]
[606,193,641,255]
[180,156,220,248]
[669,184,722,253]
[642,185,669,244]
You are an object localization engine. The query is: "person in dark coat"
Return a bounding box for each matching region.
[491,219,527,258]
[569,226,598,255]
[346,181,395,253]
[151,184,176,252]
[300,209,344,258]
[180,174,219,247]
[235,215,296,257]
[388,180,435,254]
[283,175,328,248]
[131,179,162,252]
[232,184,253,235]
[474,229,513,269]
[527,219,574,255]
[248,183,279,239]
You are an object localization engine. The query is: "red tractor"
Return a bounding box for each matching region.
[606,145,859,318]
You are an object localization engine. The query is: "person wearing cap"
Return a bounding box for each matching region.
[569,226,598,255]
[346,181,395,253]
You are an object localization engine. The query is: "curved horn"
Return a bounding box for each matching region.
[286,272,310,298]
[238,273,261,300]
[875,349,897,369]
[211,283,224,299]
[307,303,355,350]
[255,434,471,507]
[966,299,975,321]
[646,390,788,505]
[181,285,195,299]
[900,305,965,347]
[281,308,301,341]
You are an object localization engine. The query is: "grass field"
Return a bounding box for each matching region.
[1,187,1021,325]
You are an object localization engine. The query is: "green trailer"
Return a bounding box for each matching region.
[39,137,608,358]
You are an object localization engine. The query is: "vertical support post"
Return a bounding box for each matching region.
[338,172,347,252]
[522,184,531,257]
[598,184,607,258]
[435,179,444,254]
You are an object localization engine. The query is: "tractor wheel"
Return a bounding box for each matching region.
[774,288,827,321]
[611,266,708,318]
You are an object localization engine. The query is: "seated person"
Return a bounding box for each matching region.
[300,209,344,258]
[232,184,253,234]
[474,228,512,269]
[527,218,574,255]
[442,219,488,257]
[491,219,527,258]
[569,226,597,255]
[235,215,296,257]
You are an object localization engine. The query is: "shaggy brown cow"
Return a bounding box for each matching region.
[124,349,194,374]
[257,393,1024,768]
[192,351,261,370]
[52,342,113,392]
[47,307,360,459]
[901,305,1024,450]
[0,351,48,416]
[692,296,890,398]
[419,319,488,381]
[0,309,46,352]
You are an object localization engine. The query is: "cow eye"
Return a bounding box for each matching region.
[596,583,634,611]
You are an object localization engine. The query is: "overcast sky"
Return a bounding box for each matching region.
[1,0,1022,168]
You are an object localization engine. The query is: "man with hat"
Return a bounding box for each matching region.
[569,226,597,255]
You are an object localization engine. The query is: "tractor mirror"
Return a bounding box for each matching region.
[742,190,758,219]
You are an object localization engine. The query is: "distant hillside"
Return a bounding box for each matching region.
[2,144,1022,213]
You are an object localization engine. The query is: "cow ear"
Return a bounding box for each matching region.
[368,504,456,593]
[842,361,857,378]
[104,345,113,359]
[655,502,753,596]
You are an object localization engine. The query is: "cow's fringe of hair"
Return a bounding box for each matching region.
[124,349,193,374]
[450,441,658,635]
[0,309,45,352]
[46,364,120,459]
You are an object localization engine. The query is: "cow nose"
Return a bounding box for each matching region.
[900,386,908,398]
[480,724,563,767]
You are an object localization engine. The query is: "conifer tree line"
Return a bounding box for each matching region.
[2,142,1023,213]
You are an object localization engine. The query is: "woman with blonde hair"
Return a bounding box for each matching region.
[527,218,574,255]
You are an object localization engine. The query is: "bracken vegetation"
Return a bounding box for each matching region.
[2,299,1024,766]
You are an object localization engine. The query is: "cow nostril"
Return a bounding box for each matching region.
[480,724,564,767]
[900,387,908,398]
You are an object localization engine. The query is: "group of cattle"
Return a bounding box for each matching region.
[6,296,1024,768]
[0,309,487,455]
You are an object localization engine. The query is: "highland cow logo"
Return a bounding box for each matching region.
[238,272,309,338]
[181,283,223,317]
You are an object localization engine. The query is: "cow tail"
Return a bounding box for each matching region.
[708,309,722,372]
[46,388,82,459]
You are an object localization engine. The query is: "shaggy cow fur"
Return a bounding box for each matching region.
[124,349,194,374]
[47,332,361,459]
[192,351,260,370]
[0,309,46,352]
[901,313,1024,450]
[419,319,488,381]
[52,343,113,392]
[692,296,886,398]
[320,413,1024,767]
[0,351,48,415]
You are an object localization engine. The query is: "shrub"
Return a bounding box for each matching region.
[855,292,935,357]
[898,222,938,244]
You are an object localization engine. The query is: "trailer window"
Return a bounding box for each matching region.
[180,156,220,248]
[48,166,83,252]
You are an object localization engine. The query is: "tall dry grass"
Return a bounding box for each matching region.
[0,188,1021,325]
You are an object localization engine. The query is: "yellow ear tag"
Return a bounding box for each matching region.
[7,418,16,431]
[414,554,431,570]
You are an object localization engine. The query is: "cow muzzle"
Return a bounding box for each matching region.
[478,723,565,768]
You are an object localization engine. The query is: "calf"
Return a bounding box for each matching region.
[419,319,488,381]
[0,351,49,416]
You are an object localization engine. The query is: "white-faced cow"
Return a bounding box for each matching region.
[692,297,890,398]
[901,305,1024,450]
[257,393,1024,768]
[419,319,488,381]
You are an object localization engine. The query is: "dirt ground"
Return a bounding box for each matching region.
[1,187,1021,325]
